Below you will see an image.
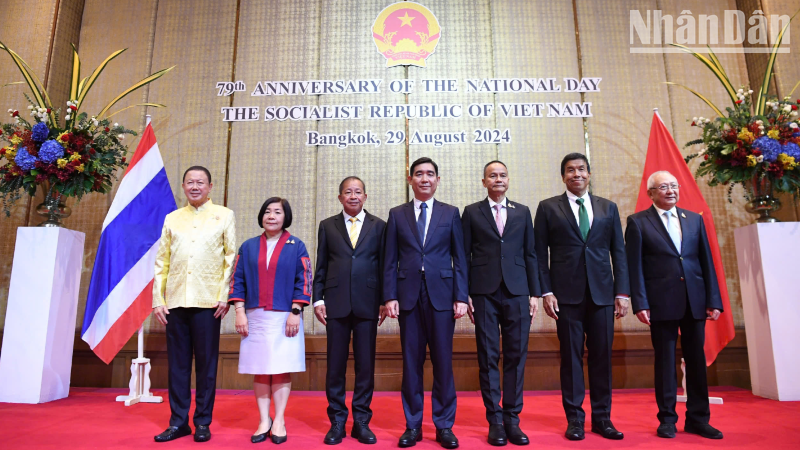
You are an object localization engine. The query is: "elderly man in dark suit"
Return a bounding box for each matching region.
[462,160,541,446]
[383,157,469,449]
[534,153,630,441]
[314,176,386,445]
[625,170,723,440]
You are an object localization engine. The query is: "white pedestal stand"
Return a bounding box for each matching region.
[115,325,163,406]
[114,114,162,407]
[734,222,800,401]
[0,228,85,403]
[677,358,723,404]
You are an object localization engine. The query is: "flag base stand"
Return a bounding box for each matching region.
[676,358,723,405]
[116,326,162,406]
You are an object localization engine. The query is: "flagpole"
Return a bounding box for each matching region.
[115,114,163,406]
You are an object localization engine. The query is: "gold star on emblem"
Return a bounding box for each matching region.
[398,12,415,27]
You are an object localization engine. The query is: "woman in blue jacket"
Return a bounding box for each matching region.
[229,197,312,444]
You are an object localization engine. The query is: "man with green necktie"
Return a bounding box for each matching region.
[533,153,631,441]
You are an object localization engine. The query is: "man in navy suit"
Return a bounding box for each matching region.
[625,170,723,440]
[462,161,541,446]
[534,153,630,441]
[383,157,468,449]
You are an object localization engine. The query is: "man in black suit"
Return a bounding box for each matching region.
[625,170,723,440]
[314,176,387,445]
[462,161,541,446]
[383,157,469,449]
[534,153,630,441]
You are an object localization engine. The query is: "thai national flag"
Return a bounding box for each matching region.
[81,124,176,364]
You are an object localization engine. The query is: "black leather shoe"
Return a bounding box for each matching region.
[324,422,346,445]
[565,421,585,441]
[591,420,623,440]
[657,423,677,438]
[154,426,192,442]
[194,425,211,442]
[436,428,459,449]
[504,424,529,445]
[487,424,508,446]
[351,420,377,444]
[252,418,273,443]
[398,428,422,447]
[685,421,723,439]
[271,432,288,444]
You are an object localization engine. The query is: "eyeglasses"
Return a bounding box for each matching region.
[649,184,680,192]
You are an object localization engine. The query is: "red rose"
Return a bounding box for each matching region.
[69,105,77,111]
[89,148,96,155]
[691,121,697,126]
[704,154,709,160]
[46,108,51,113]
[752,149,762,156]
[793,105,798,111]
[736,100,743,104]
[121,157,126,163]
[104,127,110,132]
[11,110,18,117]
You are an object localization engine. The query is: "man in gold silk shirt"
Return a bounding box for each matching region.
[152,166,236,443]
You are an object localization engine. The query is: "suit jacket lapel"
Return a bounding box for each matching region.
[403,201,423,249]
[354,211,376,250]
[424,199,445,249]
[505,199,517,230]
[333,212,352,248]
[479,198,501,237]
[645,206,680,255]
[558,193,583,240]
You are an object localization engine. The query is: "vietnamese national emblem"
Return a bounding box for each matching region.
[372,2,441,68]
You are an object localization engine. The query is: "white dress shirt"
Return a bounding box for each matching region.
[653,204,682,241]
[314,209,367,307]
[414,197,434,271]
[344,209,366,238]
[565,190,593,227]
[487,196,507,226]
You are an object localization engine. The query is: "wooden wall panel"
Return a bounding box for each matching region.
[63,331,751,392]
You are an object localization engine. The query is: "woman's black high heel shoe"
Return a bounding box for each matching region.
[270,426,287,445]
[251,418,272,444]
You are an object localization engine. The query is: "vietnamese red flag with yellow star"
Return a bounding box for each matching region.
[635,111,735,365]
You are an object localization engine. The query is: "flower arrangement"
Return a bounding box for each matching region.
[0,42,173,219]
[669,10,800,211]
[682,91,800,200]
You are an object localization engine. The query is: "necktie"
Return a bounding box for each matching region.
[348,217,359,248]
[493,204,504,236]
[417,202,427,245]
[663,211,681,254]
[576,198,590,241]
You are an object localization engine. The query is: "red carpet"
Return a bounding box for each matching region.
[0,387,796,449]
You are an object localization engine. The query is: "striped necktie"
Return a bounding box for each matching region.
[349,217,359,248]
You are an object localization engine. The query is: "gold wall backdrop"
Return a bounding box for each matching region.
[0,0,75,329]
[491,0,587,334]
[2,0,800,337]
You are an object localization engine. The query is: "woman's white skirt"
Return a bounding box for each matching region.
[238,308,306,375]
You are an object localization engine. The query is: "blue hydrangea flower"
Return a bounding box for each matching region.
[782,142,800,159]
[14,147,38,171]
[753,136,782,162]
[39,140,64,164]
[31,122,49,143]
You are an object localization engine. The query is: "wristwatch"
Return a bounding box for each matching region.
[291,306,302,315]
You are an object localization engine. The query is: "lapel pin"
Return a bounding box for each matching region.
[681,212,686,218]
[508,203,515,209]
